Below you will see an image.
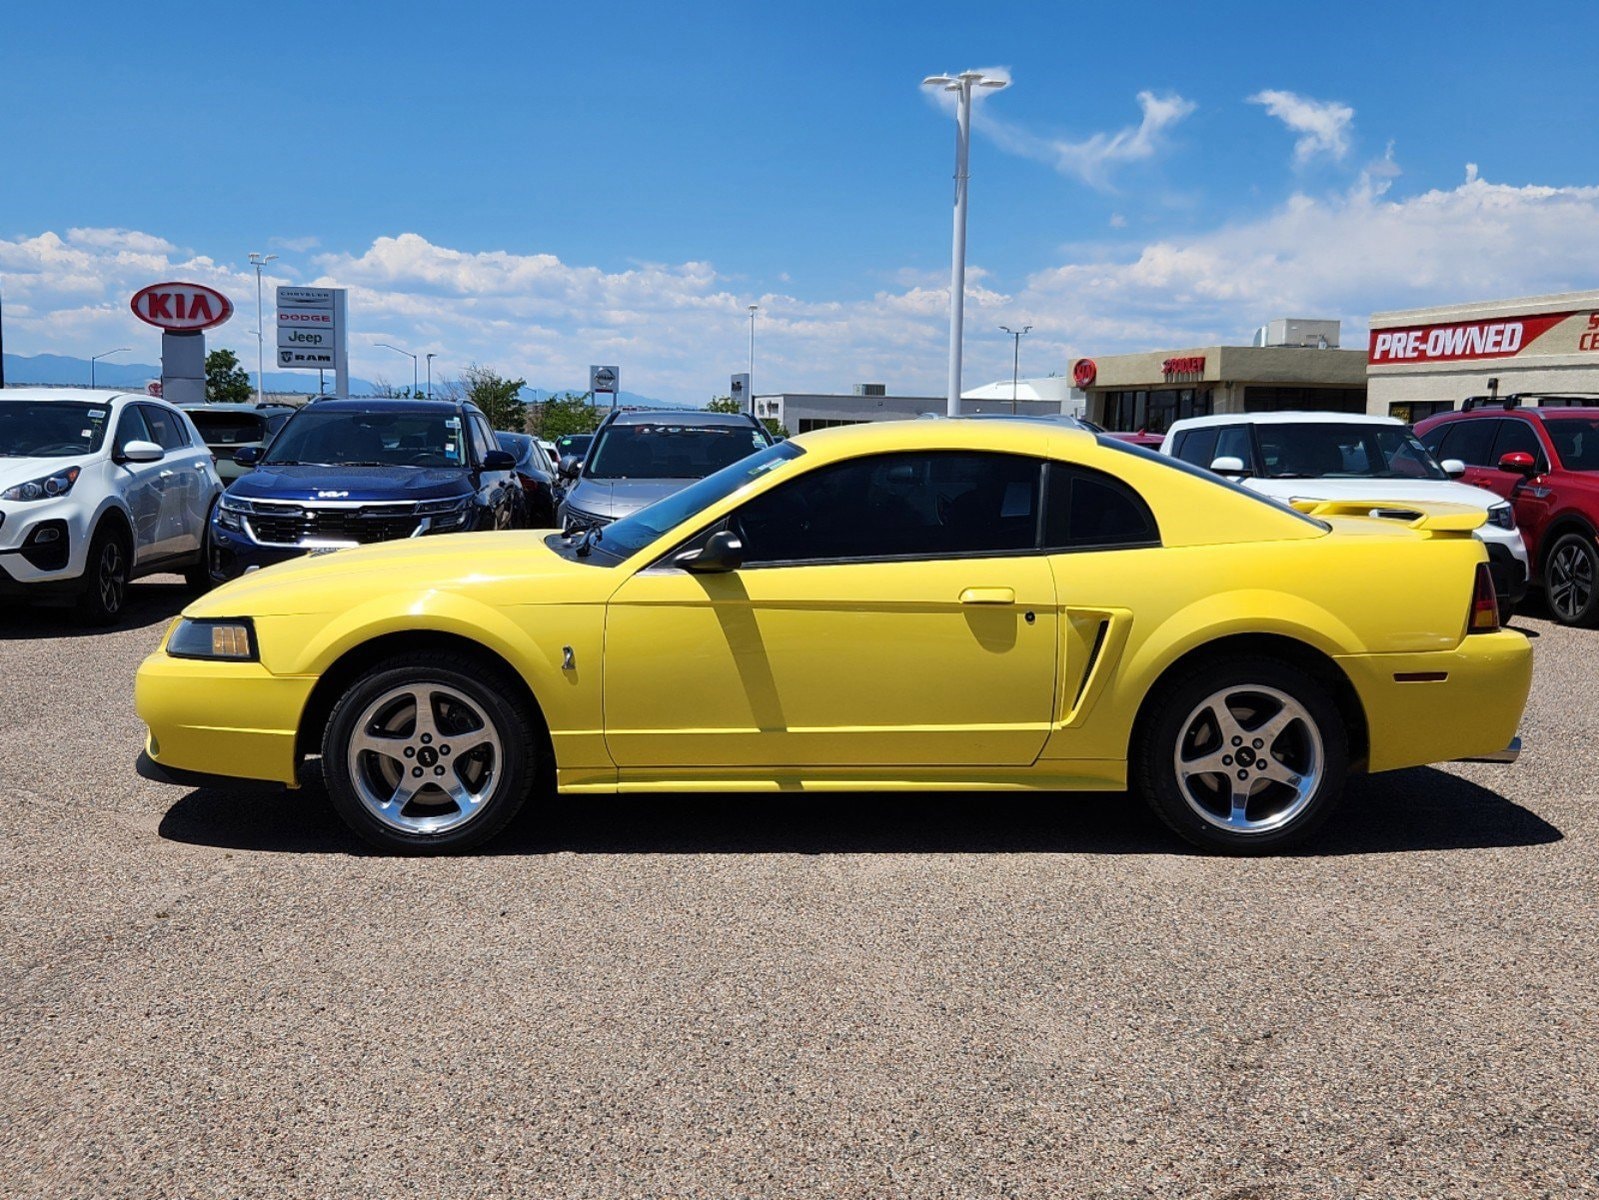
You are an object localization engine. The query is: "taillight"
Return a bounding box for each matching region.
[1469,561,1500,633]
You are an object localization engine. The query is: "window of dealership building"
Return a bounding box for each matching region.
[1071,321,1368,434]
[1368,289,1599,421]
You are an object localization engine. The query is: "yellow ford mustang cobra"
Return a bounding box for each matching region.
[135,420,1531,855]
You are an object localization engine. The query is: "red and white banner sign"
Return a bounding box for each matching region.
[1368,311,1599,364]
[130,282,234,332]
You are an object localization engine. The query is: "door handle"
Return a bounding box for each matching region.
[158,470,175,478]
[959,587,1015,605]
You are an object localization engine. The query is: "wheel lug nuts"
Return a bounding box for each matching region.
[434,766,445,776]
[420,733,432,744]
[1223,755,1233,765]
[412,767,423,777]
[440,745,450,756]
[404,747,415,758]
[1253,739,1264,749]
[1237,770,1248,780]
[1231,737,1242,746]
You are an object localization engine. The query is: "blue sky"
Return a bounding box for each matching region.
[5,0,1599,401]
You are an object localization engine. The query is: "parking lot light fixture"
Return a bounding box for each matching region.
[425,353,437,401]
[89,347,131,389]
[247,252,278,404]
[923,70,1009,416]
[376,342,419,398]
[1000,324,1032,413]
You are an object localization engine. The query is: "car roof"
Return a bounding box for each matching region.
[182,402,298,414]
[300,397,468,414]
[1169,411,1403,429]
[0,387,143,404]
[1427,405,1599,420]
[602,408,756,427]
[792,415,1098,458]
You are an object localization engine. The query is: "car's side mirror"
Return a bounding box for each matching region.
[1209,455,1248,476]
[557,454,582,481]
[233,445,264,467]
[1497,451,1537,477]
[1440,457,1467,478]
[118,439,164,464]
[481,449,516,471]
[676,529,744,574]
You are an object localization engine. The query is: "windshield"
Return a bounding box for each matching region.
[0,401,112,458]
[588,440,805,560]
[584,422,770,480]
[496,432,540,473]
[555,434,592,458]
[263,410,468,467]
[1253,423,1446,480]
[1545,417,1599,470]
[189,410,270,445]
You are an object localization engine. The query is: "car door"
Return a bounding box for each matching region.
[110,404,165,564]
[1486,418,1556,551]
[468,413,515,529]
[602,449,1060,770]
[139,403,208,557]
[1433,418,1500,492]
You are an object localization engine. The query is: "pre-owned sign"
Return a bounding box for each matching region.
[130,282,234,331]
[1369,311,1599,364]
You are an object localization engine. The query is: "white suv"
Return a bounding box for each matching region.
[1160,411,1531,615]
[0,389,223,623]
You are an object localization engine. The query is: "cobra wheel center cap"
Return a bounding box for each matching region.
[1235,747,1257,768]
[417,746,440,768]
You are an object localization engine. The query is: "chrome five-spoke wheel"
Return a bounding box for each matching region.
[1174,685,1323,835]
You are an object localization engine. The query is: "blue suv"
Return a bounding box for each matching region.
[209,397,522,581]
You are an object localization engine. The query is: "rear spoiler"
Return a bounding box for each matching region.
[1288,498,1488,533]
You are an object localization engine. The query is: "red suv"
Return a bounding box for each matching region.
[1415,402,1599,626]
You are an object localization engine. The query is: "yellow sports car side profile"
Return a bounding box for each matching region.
[135,420,1532,854]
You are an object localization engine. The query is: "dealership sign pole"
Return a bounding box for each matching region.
[276,287,349,396]
[130,281,235,406]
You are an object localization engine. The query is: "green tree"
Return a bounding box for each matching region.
[205,348,253,403]
[707,393,787,439]
[462,364,528,432]
[534,392,605,438]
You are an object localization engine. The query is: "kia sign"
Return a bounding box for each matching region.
[1368,311,1596,364]
[1072,358,1097,388]
[130,282,234,332]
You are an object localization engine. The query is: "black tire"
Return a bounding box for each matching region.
[321,651,542,854]
[1131,655,1349,855]
[1542,531,1599,627]
[75,522,132,626]
[184,501,216,592]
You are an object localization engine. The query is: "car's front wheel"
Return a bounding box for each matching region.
[1543,531,1599,627]
[1132,656,1349,854]
[322,653,541,853]
[75,522,131,625]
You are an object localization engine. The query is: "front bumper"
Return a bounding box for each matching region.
[1483,541,1529,607]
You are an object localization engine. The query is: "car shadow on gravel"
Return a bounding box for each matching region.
[157,766,1561,858]
[0,578,190,640]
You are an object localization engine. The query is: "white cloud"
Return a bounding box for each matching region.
[6,167,1599,400]
[1248,89,1355,164]
[975,90,1196,188]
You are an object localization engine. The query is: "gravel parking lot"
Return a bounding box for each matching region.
[2,580,1595,1199]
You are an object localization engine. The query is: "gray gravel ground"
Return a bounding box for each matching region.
[1,579,1595,1199]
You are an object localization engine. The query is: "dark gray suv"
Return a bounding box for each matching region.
[557,409,773,534]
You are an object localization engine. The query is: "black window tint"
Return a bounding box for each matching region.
[1044,464,1159,549]
[140,404,188,450]
[115,404,152,452]
[1174,426,1219,468]
[735,451,1042,564]
[1490,419,1543,467]
[1214,426,1252,469]
[1418,425,1447,454]
[1438,419,1497,466]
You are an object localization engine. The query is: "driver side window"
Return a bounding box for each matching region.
[114,405,154,455]
[732,451,1043,565]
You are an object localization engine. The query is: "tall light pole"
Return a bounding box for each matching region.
[747,303,759,414]
[923,70,1009,416]
[376,342,418,397]
[1000,324,1031,414]
[247,252,278,404]
[426,353,437,400]
[90,347,130,388]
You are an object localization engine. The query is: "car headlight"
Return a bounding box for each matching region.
[416,496,472,531]
[1,466,80,502]
[166,617,258,661]
[1487,502,1516,530]
[217,494,254,531]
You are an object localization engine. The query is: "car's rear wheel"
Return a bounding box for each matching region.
[1133,656,1348,854]
[322,653,540,854]
[1543,532,1599,627]
[75,522,131,626]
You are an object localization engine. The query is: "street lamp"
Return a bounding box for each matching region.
[247,252,278,404]
[426,353,437,400]
[923,69,1009,416]
[1000,324,1032,413]
[90,347,130,388]
[747,303,759,415]
[376,342,419,397]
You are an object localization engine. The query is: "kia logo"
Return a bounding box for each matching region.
[1072,358,1097,388]
[130,282,234,332]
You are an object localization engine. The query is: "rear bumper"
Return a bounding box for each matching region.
[1455,735,1522,765]
[1337,630,1533,774]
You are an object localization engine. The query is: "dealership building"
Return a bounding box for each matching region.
[1367,289,1599,421]
[1070,319,1368,434]
[755,380,1070,433]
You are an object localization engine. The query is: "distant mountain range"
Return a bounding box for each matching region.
[1,352,676,408]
